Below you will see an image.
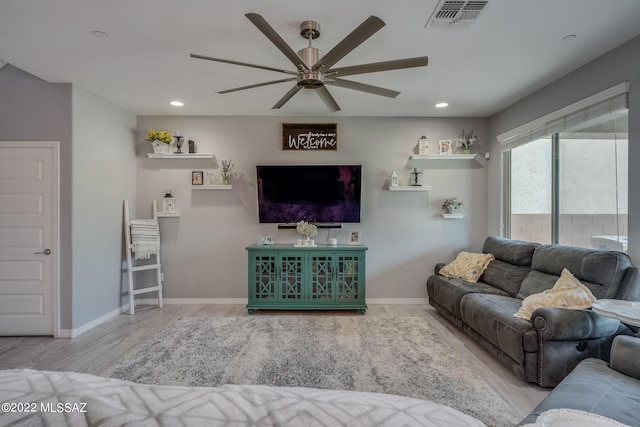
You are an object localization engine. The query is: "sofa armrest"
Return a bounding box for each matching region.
[532,308,623,341]
[609,335,640,380]
[434,262,446,275]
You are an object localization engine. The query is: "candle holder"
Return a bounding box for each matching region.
[410,168,422,186]
[174,135,184,153]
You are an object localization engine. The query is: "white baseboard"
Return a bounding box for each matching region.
[137,298,248,305]
[137,298,428,305]
[366,298,428,305]
[58,305,127,338]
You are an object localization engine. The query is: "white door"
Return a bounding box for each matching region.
[0,142,58,336]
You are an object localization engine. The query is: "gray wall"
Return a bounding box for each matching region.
[488,34,640,264]
[71,86,137,328]
[0,65,137,331]
[0,65,73,328]
[136,116,489,299]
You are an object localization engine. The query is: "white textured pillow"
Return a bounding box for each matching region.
[514,268,597,320]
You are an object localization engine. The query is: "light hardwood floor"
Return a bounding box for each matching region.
[0,304,549,422]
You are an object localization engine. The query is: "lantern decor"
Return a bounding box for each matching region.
[418,133,429,154]
[162,190,175,213]
[389,170,399,187]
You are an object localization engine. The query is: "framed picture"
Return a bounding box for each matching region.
[348,228,362,245]
[438,139,453,155]
[192,171,204,185]
[256,235,274,245]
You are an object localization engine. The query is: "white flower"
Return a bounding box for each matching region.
[296,220,318,237]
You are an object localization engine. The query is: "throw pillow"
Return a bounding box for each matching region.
[514,268,597,320]
[439,252,495,283]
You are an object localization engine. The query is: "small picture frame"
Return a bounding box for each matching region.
[348,228,362,245]
[439,139,453,155]
[192,171,204,185]
[256,235,274,245]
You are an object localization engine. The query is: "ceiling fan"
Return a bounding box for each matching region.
[190,13,429,113]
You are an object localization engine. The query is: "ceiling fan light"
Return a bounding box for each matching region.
[297,72,324,89]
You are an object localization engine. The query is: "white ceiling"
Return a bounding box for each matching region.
[1,0,640,117]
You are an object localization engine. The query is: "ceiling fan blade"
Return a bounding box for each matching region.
[272,85,302,109]
[190,54,297,75]
[311,15,385,72]
[326,78,400,98]
[245,13,307,71]
[218,78,297,94]
[315,86,341,113]
[329,56,429,77]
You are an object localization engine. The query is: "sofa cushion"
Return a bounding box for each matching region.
[514,269,597,320]
[482,236,539,266]
[460,293,534,364]
[439,252,495,283]
[427,275,510,318]
[481,259,532,298]
[517,245,632,300]
[479,237,539,297]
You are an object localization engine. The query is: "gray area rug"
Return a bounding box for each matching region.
[105,316,519,426]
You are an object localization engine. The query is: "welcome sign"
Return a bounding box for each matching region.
[282,123,338,151]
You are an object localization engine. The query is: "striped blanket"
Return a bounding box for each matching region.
[129,219,160,260]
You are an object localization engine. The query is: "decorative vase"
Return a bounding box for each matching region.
[448,205,460,214]
[462,148,471,154]
[152,140,170,154]
[220,172,230,185]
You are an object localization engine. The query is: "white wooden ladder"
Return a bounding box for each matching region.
[124,199,163,314]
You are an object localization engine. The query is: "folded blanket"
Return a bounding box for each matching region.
[129,219,160,260]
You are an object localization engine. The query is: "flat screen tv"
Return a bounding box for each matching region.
[256,165,361,224]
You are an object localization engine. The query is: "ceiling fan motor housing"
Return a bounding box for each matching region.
[297,20,324,89]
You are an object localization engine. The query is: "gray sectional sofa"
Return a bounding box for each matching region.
[519,335,640,426]
[427,236,640,387]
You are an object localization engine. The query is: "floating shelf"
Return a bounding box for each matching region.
[157,211,180,217]
[386,185,431,192]
[442,213,465,219]
[407,153,485,167]
[147,153,214,159]
[410,153,476,160]
[191,185,233,190]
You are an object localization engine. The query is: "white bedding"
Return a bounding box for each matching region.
[0,369,486,426]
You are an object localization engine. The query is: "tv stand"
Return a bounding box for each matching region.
[246,244,367,314]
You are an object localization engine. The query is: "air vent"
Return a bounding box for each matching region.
[427,0,488,28]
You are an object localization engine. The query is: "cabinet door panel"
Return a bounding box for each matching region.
[336,254,362,302]
[251,255,278,303]
[310,255,334,302]
[279,253,304,302]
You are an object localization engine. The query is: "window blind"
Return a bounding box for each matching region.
[497,82,629,151]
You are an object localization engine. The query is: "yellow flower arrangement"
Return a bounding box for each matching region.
[146,128,172,144]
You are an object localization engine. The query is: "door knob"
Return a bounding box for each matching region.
[34,249,52,255]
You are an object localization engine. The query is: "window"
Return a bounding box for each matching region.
[499,83,629,250]
[506,112,628,249]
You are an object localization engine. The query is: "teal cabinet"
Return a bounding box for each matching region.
[246,244,367,314]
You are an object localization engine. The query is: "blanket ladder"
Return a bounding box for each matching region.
[124,199,163,314]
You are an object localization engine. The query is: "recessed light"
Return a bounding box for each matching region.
[562,34,576,42]
[170,101,184,107]
[92,30,108,39]
[435,102,449,108]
